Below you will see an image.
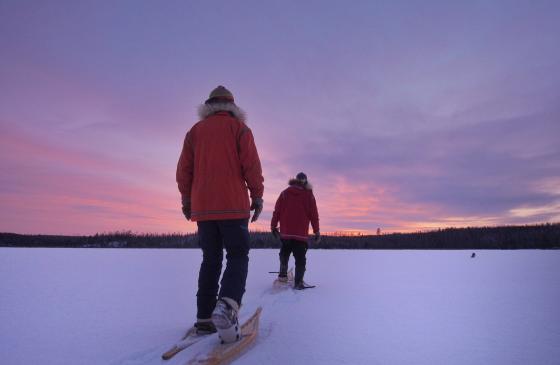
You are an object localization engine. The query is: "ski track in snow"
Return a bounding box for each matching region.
[1,248,560,365]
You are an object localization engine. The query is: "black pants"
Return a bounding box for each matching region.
[196,219,250,319]
[279,239,308,284]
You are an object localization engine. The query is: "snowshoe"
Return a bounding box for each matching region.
[162,323,214,360]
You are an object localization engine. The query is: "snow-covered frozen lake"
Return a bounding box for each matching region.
[1,248,559,365]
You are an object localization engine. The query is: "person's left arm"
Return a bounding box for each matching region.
[238,126,264,221]
[176,131,194,219]
[309,192,320,234]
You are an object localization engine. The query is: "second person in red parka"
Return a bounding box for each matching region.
[270,172,320,289]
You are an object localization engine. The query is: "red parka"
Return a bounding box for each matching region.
[176,106,264,221]
[271,180,320,242]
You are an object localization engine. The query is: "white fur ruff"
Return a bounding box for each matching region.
[197,102,247,123]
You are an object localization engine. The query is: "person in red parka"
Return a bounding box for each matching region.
[270,172,320,289]
[176,85,264,342]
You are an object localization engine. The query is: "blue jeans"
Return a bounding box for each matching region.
[196,219,250,319]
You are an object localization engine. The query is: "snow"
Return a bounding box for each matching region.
[1,248,559,365]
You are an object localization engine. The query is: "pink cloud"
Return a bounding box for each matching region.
[0,125,195,234]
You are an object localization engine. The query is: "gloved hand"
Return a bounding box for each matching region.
[271,227,280,240]
[181,198,191,220]
[314,231,321,244]
[250,197,263,222]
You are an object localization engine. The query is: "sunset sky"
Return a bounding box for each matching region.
[1,1,559,235]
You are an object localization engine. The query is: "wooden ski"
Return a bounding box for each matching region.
[186,307,262,365]
[162,326,211,360]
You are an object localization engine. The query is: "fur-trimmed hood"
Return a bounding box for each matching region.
[197,102,247,123]
[288,179,313,190]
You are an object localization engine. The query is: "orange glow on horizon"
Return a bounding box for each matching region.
[2,125,558,235]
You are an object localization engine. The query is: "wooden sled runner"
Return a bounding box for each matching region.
[186,306,263,365]
[162,326,210,360]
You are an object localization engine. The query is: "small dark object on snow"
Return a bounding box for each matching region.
[471,252,476,258]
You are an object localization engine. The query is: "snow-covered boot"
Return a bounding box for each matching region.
[211,298,240,344]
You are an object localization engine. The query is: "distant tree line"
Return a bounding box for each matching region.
[1,223,559,249]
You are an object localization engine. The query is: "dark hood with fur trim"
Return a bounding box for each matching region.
[198,102,246,123]
[288,179,313,190]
